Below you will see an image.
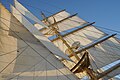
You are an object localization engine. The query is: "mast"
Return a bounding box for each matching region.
[41,12,99,80]
[40,10,120,79]
[41,12,80,61]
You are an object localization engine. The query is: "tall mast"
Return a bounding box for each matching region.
[41,12,80,61]
[41,12,98,80]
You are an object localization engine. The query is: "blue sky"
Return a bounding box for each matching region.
[1,0,120,38]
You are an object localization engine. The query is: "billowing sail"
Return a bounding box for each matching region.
[52,26,105,53]
[11,4,72,61]
[53,25,120,69]
[88,36,120,70]
[14,0,47,28]
[49,20,120,78]
[0,3,78,80]
[33,5,120,78]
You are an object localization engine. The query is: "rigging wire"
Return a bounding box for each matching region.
[24,0,62,10]
[19,0,87,24]
[6,0,86,24]
[36,0,120,36]
[94,25,120,34]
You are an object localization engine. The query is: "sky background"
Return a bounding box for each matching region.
[1,0,120,38]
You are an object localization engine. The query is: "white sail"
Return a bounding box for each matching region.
[37,7,120,77]
[53,26,105,55]
[88,37,120,70]
[52,25,120,70]
[34,23,53,37]
[11,5,72,61]
[42,10,86,27]
[51,15,86,32]
[50,26,105,78]
[14,0,47,28]
[0,3,17,80]
[44,10,70,23]
[34,10,86,37]
[0,4,78,80]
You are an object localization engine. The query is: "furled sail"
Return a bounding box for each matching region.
[11,4,72,61]
[14,0,47,28]
[0,3,78,80]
